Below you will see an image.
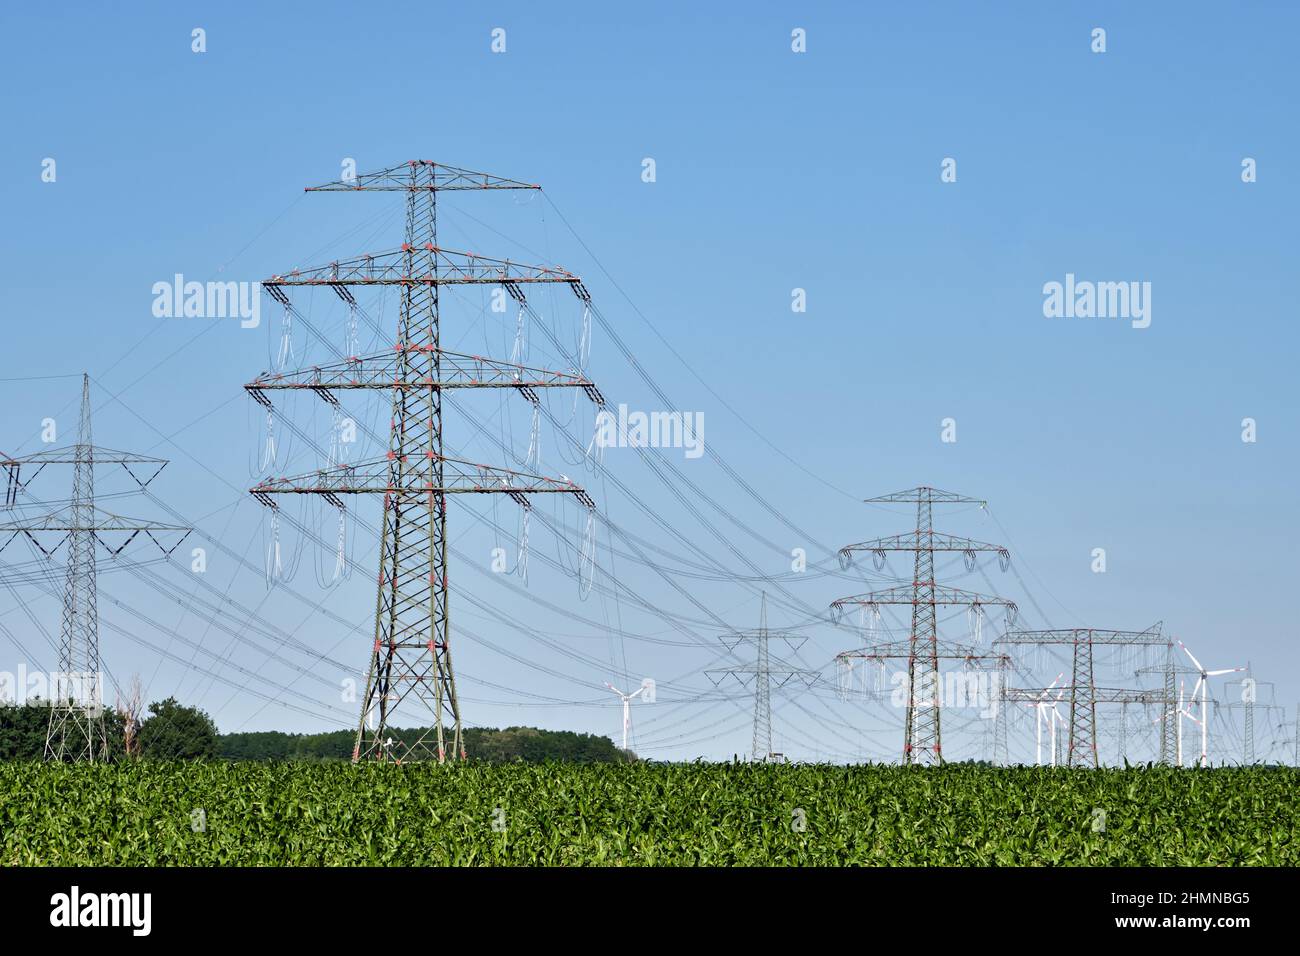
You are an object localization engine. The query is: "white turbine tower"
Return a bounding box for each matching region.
[1049,701,1067,767]
[1178,640,1244,768]
[605,681,647,752]
[1028,672,1065,766]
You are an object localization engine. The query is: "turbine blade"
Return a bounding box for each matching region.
[1178,640,1203,673]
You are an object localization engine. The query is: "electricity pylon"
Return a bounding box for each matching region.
[247,161,602,763]
[1224,667,1279,764]
[0,374,189,762]
[1136,646,1197,765]
[831,486,1014,764]
[996,625,1165,767]
[706,594,816,762]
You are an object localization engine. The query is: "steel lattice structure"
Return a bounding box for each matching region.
[996,625,1164,767]
[831,486,1014,764]
[1135,649,1196,765]
[706,594,816,762]
[1224,669,1280,765]
[247,161,601,763]
[0,375,189,762]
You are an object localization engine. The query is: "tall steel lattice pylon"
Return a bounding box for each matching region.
[706,594,815,762]
[0,374,189,762]
[49,377,101,760]
[832,486,1013,765]
[247,161,601,763]
[1161,641,1178,764]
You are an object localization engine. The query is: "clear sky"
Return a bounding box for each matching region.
[0,1,1296,764]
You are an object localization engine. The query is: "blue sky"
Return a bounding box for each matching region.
[0,2,1296,763]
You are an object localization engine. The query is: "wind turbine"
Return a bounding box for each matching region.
[604,681,647,751]
[1178,640,1244,768]
[1026,672,1065,766]
[1047,688,1068,767]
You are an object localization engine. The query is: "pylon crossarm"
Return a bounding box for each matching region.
[0,507,188,533]
[838,639,1010,664]
[2,446,169,490]
[2,444,166,466]
[840,532,1007,554]
[246,349,602,399]
[996,625,1163,646]
[1006,687,1164,704]
[838,532,1010,570]
[251,455,589,500]
[831,584,1016,611]
[305,160,540,192]
[722,629,805,653]
[264,245,584,293]
[0,505,191,557]
[864,486,986,505]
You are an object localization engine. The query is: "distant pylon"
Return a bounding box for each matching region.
[1136,645,1194,766]
[1161,641,1177,764]
[707,593,816,762]
[999,625,1166,767]
[1224,667,1279,765]
[0,374,189,762]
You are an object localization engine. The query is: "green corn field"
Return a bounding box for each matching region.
[1,761,1295,866]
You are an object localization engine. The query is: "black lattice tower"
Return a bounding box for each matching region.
[706,593,816,761]
[247,161,601,763]
[0,374,188,762]
[997,625,1164,767]
[831,486,1013,765]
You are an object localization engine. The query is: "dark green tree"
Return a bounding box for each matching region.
[137,697,218,760]
[0,700,127,760]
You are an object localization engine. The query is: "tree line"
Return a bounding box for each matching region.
[0,699,631,763]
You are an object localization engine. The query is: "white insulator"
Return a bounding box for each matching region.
[577,509,597,598]
[260,410,277,470]
[526,404,541,470]
[517,508,530,584]
[276,304,295,369]
[331,507,347,582]
[578,304,592,369]
[346,302,359,357]
[266,511,283,585]
[510,305,527,364]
